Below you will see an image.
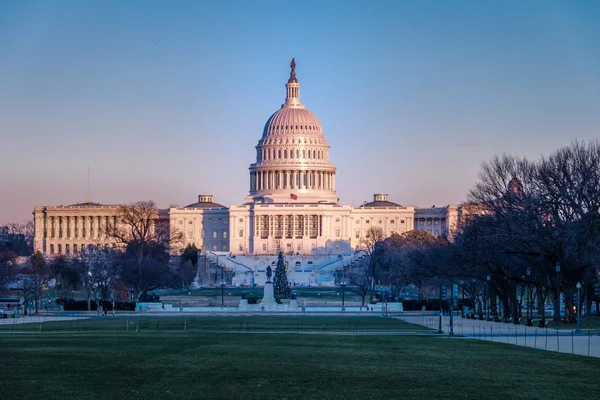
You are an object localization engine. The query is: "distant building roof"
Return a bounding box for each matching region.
[361,194,402,208]
[68,202,104,207]
[185,195,227,209]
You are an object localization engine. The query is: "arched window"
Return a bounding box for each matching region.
[66,244,70,255]
[296,149,299,158]
[50,244,55,254]
[308,150,311,159]
[74,244,78,253]
[313,150,316,159]
[284,149,287,159]
[278,150,281,159]
[303,150,306,158]
[57,244,62,254]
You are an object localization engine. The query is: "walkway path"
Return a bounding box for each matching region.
[0,316,88,326]
[399,313,600,358]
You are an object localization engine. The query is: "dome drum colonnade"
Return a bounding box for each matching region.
[249,170,335,192]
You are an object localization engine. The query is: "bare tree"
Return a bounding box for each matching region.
[79,248,120,310]
[462,142,600,322]
[360,226,384,296]
[105,201,182,299]
[49,255,82,300]
[1,221,34,255]
[21,251,51,314]
[0,242,18,295]
[347,258,371,307]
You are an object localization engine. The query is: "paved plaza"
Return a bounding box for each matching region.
[400,313,600,358]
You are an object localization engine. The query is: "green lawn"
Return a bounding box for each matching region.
[165,286,364,305]
[0,316,431,334]
[0,317,598,400]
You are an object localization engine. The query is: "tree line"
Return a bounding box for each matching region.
[350,141,600,322]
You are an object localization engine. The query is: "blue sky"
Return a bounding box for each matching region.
[1,0,600,222]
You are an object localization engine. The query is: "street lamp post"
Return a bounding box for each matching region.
[341,282,346,311]
[449,282,454,336]
[576,282,582,334]
[438,284,443,333]
[486,275,491,319]
[556,263,561,327]
[527,268,533,325]
[460,281,464,318]
[220,282,225,307]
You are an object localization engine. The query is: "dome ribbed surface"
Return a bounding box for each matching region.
[262,107,323,138]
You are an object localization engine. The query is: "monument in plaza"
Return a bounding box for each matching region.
[261,265,277,305]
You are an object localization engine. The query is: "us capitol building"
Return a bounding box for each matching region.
[33,60,467,286]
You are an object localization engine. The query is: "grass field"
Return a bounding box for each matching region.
[163,286,364,307]
[0,316,430,334]
[0,316,599,400]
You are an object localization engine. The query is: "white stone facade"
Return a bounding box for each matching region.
[33,203,121,256]
[32,61,469,286]
[168,195,229,253]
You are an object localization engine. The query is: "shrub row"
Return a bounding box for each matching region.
[56,299,136,311]
[402,299,475,311]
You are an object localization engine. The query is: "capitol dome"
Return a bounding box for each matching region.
[247,59,338,204]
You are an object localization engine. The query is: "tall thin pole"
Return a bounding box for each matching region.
[576,283,581,334]
[87,166,91,203]
[556,263,561,327]
[450,283,454,336]
[438,284,443,333]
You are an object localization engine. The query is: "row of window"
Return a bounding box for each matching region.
[46,229,103,239]
[178,219,227,225]
[419,219,443,225]
[48,243,114,255]
[354,219,405,224]
[185,230,229,240]
[259,148,325,161]
[267,124,319,133]
[46,216,116,229]
[45,216,116,239]
[256,215,321,240]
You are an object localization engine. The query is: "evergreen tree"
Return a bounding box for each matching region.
[273,251,291,301]
[180,244,199,267]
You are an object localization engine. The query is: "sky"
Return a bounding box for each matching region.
[1,0,600,223]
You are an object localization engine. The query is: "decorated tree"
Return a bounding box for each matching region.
[273,251,291,301]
